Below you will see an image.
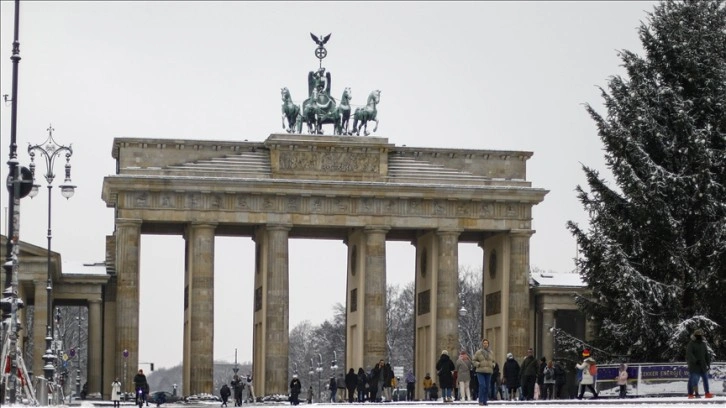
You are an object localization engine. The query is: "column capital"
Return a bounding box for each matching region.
[116,218,142,227]
[435,228,463,237]
[509,229,535,238]
[364,225,390,234]
[266,223,292,232]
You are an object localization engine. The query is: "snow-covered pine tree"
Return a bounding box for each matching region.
[567,0,726,362]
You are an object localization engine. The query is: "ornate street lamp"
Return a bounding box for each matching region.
[27,124,75,394]
[316,353,323,402]
[308,359,314,399]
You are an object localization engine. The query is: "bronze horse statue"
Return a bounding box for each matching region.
[281,87,300,133]
[352,90,381,136]
[338,87,352,135]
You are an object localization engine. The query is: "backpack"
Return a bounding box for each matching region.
[589,363,597,376]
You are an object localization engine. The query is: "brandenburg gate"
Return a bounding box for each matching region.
[100,134,547,397]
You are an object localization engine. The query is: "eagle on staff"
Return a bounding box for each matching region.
[310,33,331,46]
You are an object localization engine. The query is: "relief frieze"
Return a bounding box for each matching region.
[123,191,529,221]
[278,151,379,173]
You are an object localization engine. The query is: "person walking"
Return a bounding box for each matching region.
[502,353,520,401]
[245,375,256,403]
[289,374,302,406]
[345,368,358,403]
[405,370,416,401]
[369,360,383,402]
[686,329,713,398]
[111,378,122,408]
[616,364,628,399]
[306,386,313,404]
[455,350,473,401]
[490,362,501,401]
[220,383,231,407]
[329,376,338,403]
[382,362,394,402]
[536,357,547,400]
[422,372,433,401]
[553,361,566,399]
[436,350,456,402]
[519,349,537,401]
[543,361,555,400]
[356,368,368,402]
[231,375,244,406]
[337,373,346,403]
[576,350,599,400]
[472,339,495,406]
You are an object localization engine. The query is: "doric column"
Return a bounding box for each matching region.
[183,222,216,395]
[507,230,533,358]
[32,280,48,381]
[363,226,388,369]
[115,218,141,395]
[436,229,461,356]
[541,309,555,361]
[264,224,291,395]
[88,298,103,396]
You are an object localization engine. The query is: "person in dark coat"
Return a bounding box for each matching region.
[357,368,368,402]
[686,329,713,398]
[133,369,149,406]
[404,370,416,401]
[469,368,478,401]
[382,362,394,401]
[502,352,521,401]
[220,383,231,407]
[536,357,547,399]
[231,375,244,407]
[369,361,383,402]
[436,350,456,402]
[490,362,501,400]
[289,375,302,405]
[329,377,338,403]
[553,361,566,399]
[520,348,537,400]
[345,368,358,403]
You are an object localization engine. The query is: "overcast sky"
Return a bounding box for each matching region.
[0,1,657,370]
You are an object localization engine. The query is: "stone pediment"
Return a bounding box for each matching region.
[0,234,56,259]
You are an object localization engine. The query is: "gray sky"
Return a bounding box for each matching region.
[1,1,656,370]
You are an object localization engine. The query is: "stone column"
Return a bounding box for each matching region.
[363,226,388,369]
[541,309,555,361]
[436,229,461,356]
[32,280,48,380]
[264,224,290,396]
[88,299,103,396]
[103,277,117,399]
[115,218,141,394]
[184,223,216,395]
[508,230,533,358]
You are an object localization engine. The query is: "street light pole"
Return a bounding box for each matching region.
[309,359,314,401]
[27,124,75,398]
[316,353,323,402]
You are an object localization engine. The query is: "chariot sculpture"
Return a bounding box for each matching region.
[280,33,380,136]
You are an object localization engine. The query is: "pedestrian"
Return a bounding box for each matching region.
[455,350,472,401]
[337,373,346,403]
[422,372,433,401]
[405,370,416,401]
[220,383,231,407]
[329,376,338,403]
[382,362,394,402]
[345,368,358,403]
[576,350,598,400]
[356,368,367,402]
[306,386,313,404]
[436,350,455,402]
[616,364,628,399]
[369,360,383,402]
[111,378,122,408]
[553,361,566,399]
[429,382,439,401]
[519,348,536,401]
[502,352,520,401]
[489,362,500,401]
[469,368,478,401]
[536,357,547,400]
[686,329,713,399]
[289,374,302,405]
[245,375,256,403]
[231,375,244,406]
[472,338,495,406]
[543,361,555,400]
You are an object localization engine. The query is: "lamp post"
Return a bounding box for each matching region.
[123,349,129,402]
[458,304,468,351]
[308,359,314,401]
[316,353,323,402]
[27,124,75,396]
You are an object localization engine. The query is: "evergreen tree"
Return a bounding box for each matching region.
[568,0,726,362]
